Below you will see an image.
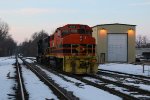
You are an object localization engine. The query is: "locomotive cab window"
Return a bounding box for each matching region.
[70,29,77,33]
[62,30,69,36]
[78,29,85,34]
[68,25,76,28]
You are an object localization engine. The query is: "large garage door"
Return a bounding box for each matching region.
[108,34,127,62]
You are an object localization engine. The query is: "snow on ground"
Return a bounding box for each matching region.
[36,65,121,100]
[18,60,58,100]
[126,82,150,91]
[99,63,150,77]
[24,59,35,63]
[100,75,150,91]
[0,57,16,100]
[25,57,36,59]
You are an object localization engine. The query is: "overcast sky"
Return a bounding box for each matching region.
[0,0,150,43]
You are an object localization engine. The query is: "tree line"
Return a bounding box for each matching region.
[136,35,150,48]
[0,19,48,57]
[0,19,17,57]
[18,30,48,57]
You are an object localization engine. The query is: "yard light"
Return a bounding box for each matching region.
[128,28,134,35]
[99,28,107,36]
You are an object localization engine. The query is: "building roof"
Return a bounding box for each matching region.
[92,23,136,28]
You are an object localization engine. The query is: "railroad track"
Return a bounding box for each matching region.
[23,57,150,99]
[57,72,150,100]
[20,57,79,100]
[98,69,150,80]
[65,75,147,100]
[97,69,150,86]
[15,56,27,100]
[34,64,150,100]
[90,75,150,99]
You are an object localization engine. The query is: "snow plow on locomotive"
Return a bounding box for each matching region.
[37,24,98,74]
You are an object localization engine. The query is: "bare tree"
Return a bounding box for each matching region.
[0,19,9,40]
[142,36,147,46]
[136,35,148,48]
[19,30,48,57]
[0,19,16,56]
[136,35,142,48]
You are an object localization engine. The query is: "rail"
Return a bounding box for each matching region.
[98,69,150,79]
[16,56,25,100]
[20,58,73,100]
[67,74,140,100]
[98,69,150,84]
[22,57,150,99]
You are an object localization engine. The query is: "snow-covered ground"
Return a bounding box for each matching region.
[83,77,149,98]
[18,59,58,100]
[100,75,150,91]
[24,57,36,62]
[1,57,149,100]
[99,63,150,77]
[36,65,121,100]
[23,58,122,99]
[24,58,35,63]
[0,57,16,100]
